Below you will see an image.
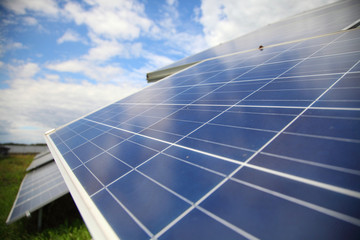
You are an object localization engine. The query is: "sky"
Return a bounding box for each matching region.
[0,0,337,144]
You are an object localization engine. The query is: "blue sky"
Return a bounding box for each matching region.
[0,0,336,143]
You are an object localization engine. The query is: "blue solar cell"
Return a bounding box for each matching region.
[148,118,202,136]
[73,166,103,195]
[108,171,190,234]
[128,135,169,151]
[178,136,253,161]
[248,88,325,101]
[200,180,360,239]
[91,132,125,150]
[86,153,131,185]
[92,189,149,239]
[285,112,360,140]
[107,140,158,168]
[72,142,103,162]
[262,75,340,90]
[160,208,247,240]
[72,123,92,134]
[79,126,104,140]
[140,128,182,143]
[214,80,270,92]
[57,127,76,141]
[187,124,275,151]
[163,145,238,175]
[193,91,252,105]
[319,88,360,102]
[54,141,69,155]
[166,107,223,123]
[63,151,82,169]
[64,135,87,149]
[210,111,295,131]
[139,154,224,202]
[283,52,360,77]
[233,167,360,218]
[250,153,360,192]
[263,133,360,170]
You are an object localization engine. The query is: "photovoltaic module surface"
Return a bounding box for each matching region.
[45,1,360,239]
[6,161,68,224]
[26,151,54,171]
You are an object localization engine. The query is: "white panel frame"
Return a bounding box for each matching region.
[45,129,119,240]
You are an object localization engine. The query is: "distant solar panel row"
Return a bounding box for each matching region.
[46,28,360,239]
[6,161,68,224]
[27,151,54,171]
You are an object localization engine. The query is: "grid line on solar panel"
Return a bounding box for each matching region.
[150,32,360,237]
[53,103,360,171]
[52,115,360,238]
[228,177,360,226]
[46,29,360,239]
[52,78,358,237]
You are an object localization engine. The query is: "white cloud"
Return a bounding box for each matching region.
[0,41,26,57]
[83,35,142,62]
[23,16,38,25]
[0,64,142,143]
[150,0,208,55]
[8,62,40,79]
[63,0,153,41]
[46,59,126,83]
[1,0,59,16]
[57,29,85,44]
[197,0,338,46]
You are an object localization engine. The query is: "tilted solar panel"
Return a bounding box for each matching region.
[34,149,50,160]
[27,151,54,171]
[6,161,69,224]
[46,23,360,239]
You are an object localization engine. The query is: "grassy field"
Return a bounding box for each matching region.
[0,154,91,240]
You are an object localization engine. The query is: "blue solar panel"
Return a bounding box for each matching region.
[6,161,68,224]
[45,5,360,240]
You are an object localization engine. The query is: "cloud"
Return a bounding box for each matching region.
[46,59,126,83]
[0,41,26,57]
[0,63,142,143]
[84,35,142,61]
[22,16,38,25]
[57,29,86,44]
[1,0,59,16]
[7,62,40,79]
[197,0,338,46]
[63,0,153,41]
[149,0,208,55]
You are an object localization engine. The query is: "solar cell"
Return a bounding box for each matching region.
[45,2,360,239]
[6,161,68,224]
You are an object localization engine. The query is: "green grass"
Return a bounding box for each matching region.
[0,154,91,240]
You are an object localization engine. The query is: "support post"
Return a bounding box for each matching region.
[37,208,43,231]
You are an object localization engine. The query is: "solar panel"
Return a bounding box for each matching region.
[45,3,360,239]
[34,149,50,160]
[160,0,360,70]
[6,161,69,224]
[27,151,54,171]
